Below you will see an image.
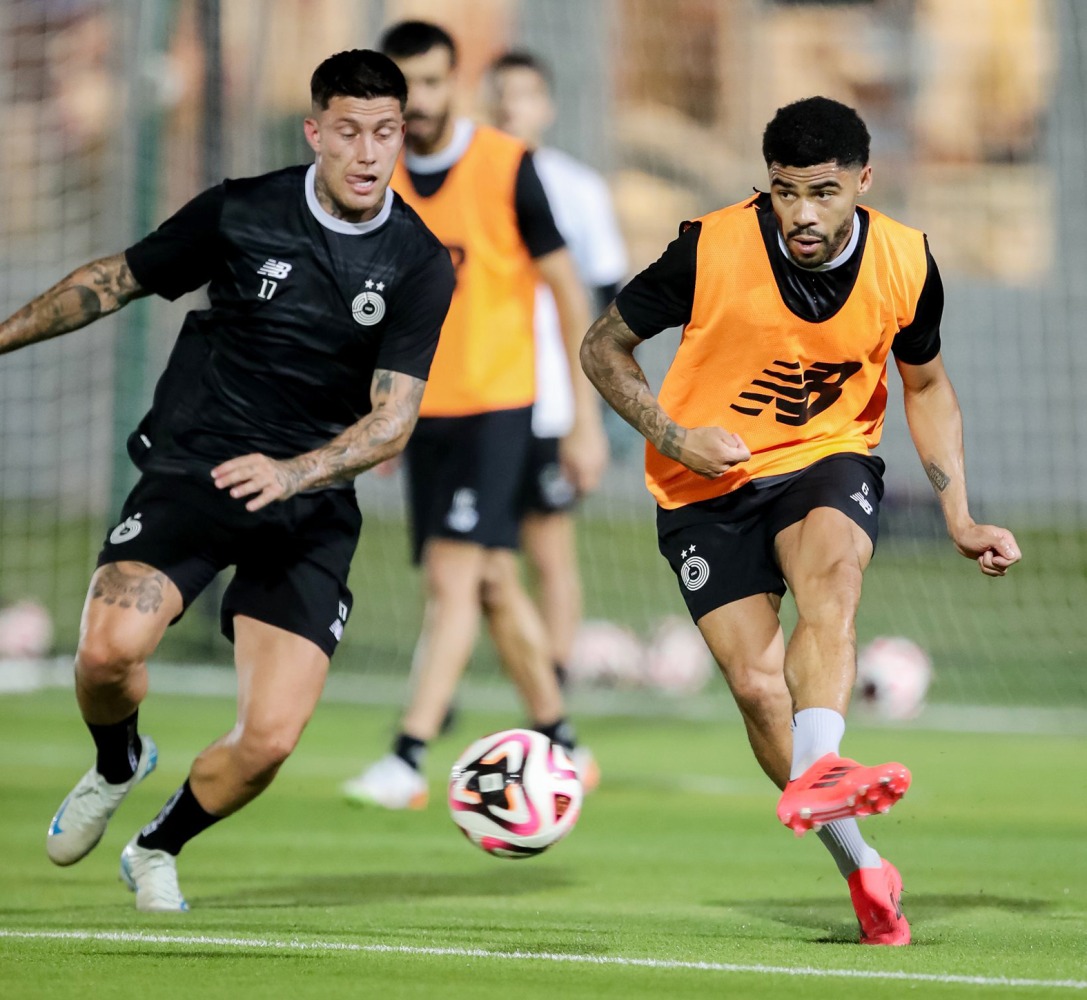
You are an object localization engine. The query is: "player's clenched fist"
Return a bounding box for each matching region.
[677,426,751,479]
[950,523,1022,577]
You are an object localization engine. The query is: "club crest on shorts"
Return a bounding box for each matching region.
[351,279,386,326]
[679,544,710,591]
[539,463,576,509]
[109,513,143,545]
[446,488,480,533]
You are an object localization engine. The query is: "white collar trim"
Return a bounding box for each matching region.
[404,118,476,174]
[777,211,860,271]
[305,164,393,235]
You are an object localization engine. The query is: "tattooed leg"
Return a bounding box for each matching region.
[75,562,184,724]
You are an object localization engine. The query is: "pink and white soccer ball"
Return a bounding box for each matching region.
[642,616,714,695]
[448,728,583,859]
[0,600,53,660]
[567,619,644,688]
[855,636,933,721]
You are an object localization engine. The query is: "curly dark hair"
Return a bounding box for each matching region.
[761,96,870,169]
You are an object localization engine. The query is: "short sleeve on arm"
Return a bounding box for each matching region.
[124,185,226,301]
[892,240,943,365]
[514,152,566,260]
[613,221,701,339]
[375,248,456,380]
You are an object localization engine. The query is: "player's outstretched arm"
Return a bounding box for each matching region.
[581,303,750,479]
[897,354,1021,576]
[211,368,426,511]
[0,253,147,357]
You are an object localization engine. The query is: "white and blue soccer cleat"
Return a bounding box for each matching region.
[46,735,158,866]
[119,836,189,913]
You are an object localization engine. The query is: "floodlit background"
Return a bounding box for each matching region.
[0,0,1082,716]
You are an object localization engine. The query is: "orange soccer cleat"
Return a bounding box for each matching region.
[848,859,910,946]
[776,753,911,836]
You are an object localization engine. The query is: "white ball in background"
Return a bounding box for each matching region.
[0,600,54,660]
[855,636,933,721]
[567,620,645,688]
[642,616,714,696]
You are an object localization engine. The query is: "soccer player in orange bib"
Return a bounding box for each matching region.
[581,97,1021,945]
[342,22,606,809]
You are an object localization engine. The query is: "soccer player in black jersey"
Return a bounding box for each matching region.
[0,49,454,911]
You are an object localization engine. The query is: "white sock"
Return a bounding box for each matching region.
[817,819,882,877]
[789,707,845,780]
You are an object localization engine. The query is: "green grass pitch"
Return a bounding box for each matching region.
[1,689,1084,998]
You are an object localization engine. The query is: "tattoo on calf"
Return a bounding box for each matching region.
[92,565,168,614]
[926,462,951,493]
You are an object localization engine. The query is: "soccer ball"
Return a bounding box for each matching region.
[448,728,583,859]
[642,616,714,695]
[855,636,933,721]
[567,619,644,688]
[0,600,53,660]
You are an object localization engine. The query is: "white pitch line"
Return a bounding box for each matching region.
[1,930,1084,990]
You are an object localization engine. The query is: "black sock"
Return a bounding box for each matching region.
[534,717,576,751]
[137,780,221,856]
[87,711,142,784]
[393,732,427,771]
[554,662,569,691]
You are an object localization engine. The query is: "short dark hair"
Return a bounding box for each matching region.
[380,20,458,66]
[761,96,870,170]
[490,50,553,89]
[310,49,407,111]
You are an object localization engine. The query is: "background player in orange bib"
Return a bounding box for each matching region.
[581,96,1021,945]
[343,22,606,809]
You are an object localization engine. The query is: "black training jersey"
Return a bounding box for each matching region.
[124,164,454,483]
[616,192,943,365]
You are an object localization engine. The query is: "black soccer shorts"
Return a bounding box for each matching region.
[521,435,577,516]
[404,406,534,563]
[96,471,361,657]
[656,453,886,623]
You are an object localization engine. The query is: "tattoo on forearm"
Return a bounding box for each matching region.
[284,371,426,490]
[91,564,167,614]
[0,253,143,356]
[926,462,951,493]
[582,304,685,458]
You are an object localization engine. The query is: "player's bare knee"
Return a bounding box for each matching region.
[234,724,301,778]
[479,552,519,613]
[726,663,789,719]
[793,559,864,624]
[75,633,146,689]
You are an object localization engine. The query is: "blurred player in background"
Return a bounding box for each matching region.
[582,96,1021,945]
[0,50,454,911]
[487,50,628,691]
[342,22,606,809]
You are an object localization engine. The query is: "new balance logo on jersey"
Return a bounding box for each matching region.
[851,482,873,515]
[257,259,292,300]
[730,359,863,426]
[257,259,293,279]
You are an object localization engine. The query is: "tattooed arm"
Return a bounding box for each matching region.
[211,368,426,511]
[0,253,148,356]
[896,353,1020,575]
[580,302,749,479]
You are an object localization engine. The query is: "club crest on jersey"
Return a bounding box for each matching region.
[352,279,386,326]
[679,545,710,591]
